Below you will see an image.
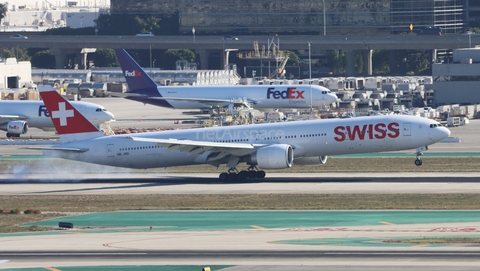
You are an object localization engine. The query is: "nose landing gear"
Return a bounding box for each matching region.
[414,146,428,166]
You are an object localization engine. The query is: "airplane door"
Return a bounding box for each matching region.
[107,144,114,157]
[403,123,411,136]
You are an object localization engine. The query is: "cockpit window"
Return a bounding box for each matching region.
[429,123,443,128]
[95,108,106,112]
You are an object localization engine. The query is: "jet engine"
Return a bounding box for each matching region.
[294,156,328,166]
[4,121,28,136]
[250,144,293,169]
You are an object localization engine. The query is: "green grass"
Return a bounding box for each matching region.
[0,212,64,233]
[2,194,480,233]
[385,237,480,244]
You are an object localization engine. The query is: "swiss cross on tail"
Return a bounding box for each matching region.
[39,88,99,135]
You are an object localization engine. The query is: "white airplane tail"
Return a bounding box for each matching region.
[38,86,105,143]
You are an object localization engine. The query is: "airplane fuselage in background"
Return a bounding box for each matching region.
[114,48,337,111]
[0,100,114,132]
[128,84,338,110]
[44,115,449,169]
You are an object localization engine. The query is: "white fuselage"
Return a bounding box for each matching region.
[138,84,338,110]
[44,115,450,169]
[0,100,114,131]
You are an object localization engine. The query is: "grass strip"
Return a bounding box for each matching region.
[385,238,480,244]
[1,193,480,233]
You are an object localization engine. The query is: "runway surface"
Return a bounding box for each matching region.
[1,173,480,195]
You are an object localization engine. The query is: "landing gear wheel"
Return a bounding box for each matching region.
[414,159,423,166]
[219,173,229,181]
[247,171,257,179]
[256,171,266,179]
[6,133,19,138]
[237,171,247,181]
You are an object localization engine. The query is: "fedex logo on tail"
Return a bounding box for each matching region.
[267,87,305,100]
[125,70,141,77]
[334,122,400,142]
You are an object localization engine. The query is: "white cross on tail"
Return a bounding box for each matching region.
[52,102,74,126]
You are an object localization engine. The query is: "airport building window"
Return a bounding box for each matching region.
[112,0,464,35]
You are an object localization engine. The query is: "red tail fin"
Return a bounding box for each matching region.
[39,87,99,135]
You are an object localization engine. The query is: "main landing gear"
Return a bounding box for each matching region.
[414,146,428,166]
[218,165,266,181]
[6,133,19,138]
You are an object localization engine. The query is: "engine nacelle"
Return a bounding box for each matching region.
[6,121,28,135]
[251,144,293,169]
[294,156,328,166]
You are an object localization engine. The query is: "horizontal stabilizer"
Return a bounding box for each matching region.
[109,92,145,98]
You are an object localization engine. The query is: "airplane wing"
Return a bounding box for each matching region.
[128,136,263,158]
[111,92,257,106]
[0,114,29,121]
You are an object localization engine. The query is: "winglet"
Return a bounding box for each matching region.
[38,86,103,141]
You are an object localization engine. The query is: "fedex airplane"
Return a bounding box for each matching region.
[37,87,450,180]
[114,49,338,111]
[0,100,114,138]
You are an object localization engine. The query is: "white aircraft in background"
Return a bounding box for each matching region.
[0,99,114,138]
[114,48,338,111]
[37,87,450,180]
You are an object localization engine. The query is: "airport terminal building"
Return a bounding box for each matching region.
[111,0,465,35]
[433,48,480,106]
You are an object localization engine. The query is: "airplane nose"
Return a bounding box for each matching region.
[443,127,451,138]
[105,112,115,121]
[328,93,338,103]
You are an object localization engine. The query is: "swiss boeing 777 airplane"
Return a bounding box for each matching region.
[114,49,338,111]
[0,100,114,138]
[37,87,450,180]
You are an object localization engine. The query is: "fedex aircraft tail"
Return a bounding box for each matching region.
[114,48,159,96]
[39,86,104,142]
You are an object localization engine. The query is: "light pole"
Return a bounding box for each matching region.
[94,0,98,35]
[468,31,473,48]
[192,27,196,43]
[308,42,312,80]
[308,42,312,115]
[222,38,225,69]
[149,44,153,77]
[322,0,326,36]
